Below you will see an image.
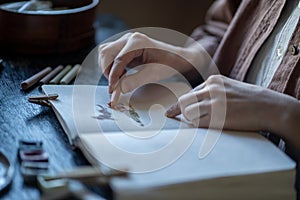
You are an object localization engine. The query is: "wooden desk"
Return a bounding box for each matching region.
[1,14,299,200]
[0,14,126,200]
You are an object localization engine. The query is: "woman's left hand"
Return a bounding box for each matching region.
[166,75,300,148]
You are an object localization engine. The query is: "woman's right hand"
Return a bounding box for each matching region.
[98,32,205,107]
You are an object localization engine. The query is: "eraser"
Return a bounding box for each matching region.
[18,140,43,151]
[19,150,49,162]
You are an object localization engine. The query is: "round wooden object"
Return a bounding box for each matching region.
[0,0,99,54]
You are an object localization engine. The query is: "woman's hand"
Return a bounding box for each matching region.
[98,32,206,107]
[166,75,300,148]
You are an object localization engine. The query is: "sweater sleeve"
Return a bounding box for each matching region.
[188,0,241,56]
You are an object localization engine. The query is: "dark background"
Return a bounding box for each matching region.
[97,0,214,35]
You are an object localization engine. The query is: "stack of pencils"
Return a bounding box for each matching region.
[21,64,81,90]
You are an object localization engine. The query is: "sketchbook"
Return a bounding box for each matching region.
[42,83,296,200]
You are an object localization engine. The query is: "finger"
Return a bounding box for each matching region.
[177,91,201,111]
[126,56,143,68]
[109,47,143,93]
[165,102,181,118]
[98,43,114,78]
[108,33,148,93]
[165,91,198,118]
[109,85,121,108]
[165,91,197,118]
[182,101,209,122]
[98,33,132,79]
[165,88,209,118]
[193,81,206,91]
[192,114,210,128]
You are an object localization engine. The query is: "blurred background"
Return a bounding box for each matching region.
[0,0,214,61]
[95,0,214,41]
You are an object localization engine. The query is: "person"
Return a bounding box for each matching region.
[98,0,300,197]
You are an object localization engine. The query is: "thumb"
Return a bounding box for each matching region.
[121,63,177,94]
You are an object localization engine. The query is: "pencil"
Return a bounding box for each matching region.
[21,67,52,90]
[39,65,64,85]
[60,64,81,85]
[49,65,72,84]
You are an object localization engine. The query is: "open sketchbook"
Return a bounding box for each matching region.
[42,83,296,199]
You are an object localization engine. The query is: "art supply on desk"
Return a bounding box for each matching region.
[42,167,127,183]
[28,94,58,101]
[38,177,106,200]
[18,140,50,184]
[18,140,43,152]
[19,150,49,162]
[60,64,80,84]
[20,64,82,91]
[39,65,63,85]
[28,94,59,107]
[21,66,52,90]
[49,65,71,84]
[37,167,125,200]
[22,161,49,170]
[37,175,69,194]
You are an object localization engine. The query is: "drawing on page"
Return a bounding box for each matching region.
[92,104,114,120]
[92,103,144,127]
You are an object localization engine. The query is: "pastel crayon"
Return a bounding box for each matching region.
[39,65,63,85]
[49,65,71,84]
[21,67,52,90]
[60,64,81,85]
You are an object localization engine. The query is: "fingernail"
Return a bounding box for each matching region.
[165,111,172,117]
[109,101,116,109]
[165,106,175,118]
[165,103,181,118]
[109,97,117,108]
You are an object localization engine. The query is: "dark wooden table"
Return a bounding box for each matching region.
[0,14,127,200]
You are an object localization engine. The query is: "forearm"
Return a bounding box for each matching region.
[280,98,300,148]
[268,93,300,149]
[172,43,211,74]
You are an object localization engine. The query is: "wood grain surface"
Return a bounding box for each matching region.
[0,36,112,200]
[0,13,128,199]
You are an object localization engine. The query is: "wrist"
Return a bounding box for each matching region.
[280,98,300,147]
[146,38,209,83]
[155,41,208,73]
[267,92,300,147]
[181,44,208,72]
